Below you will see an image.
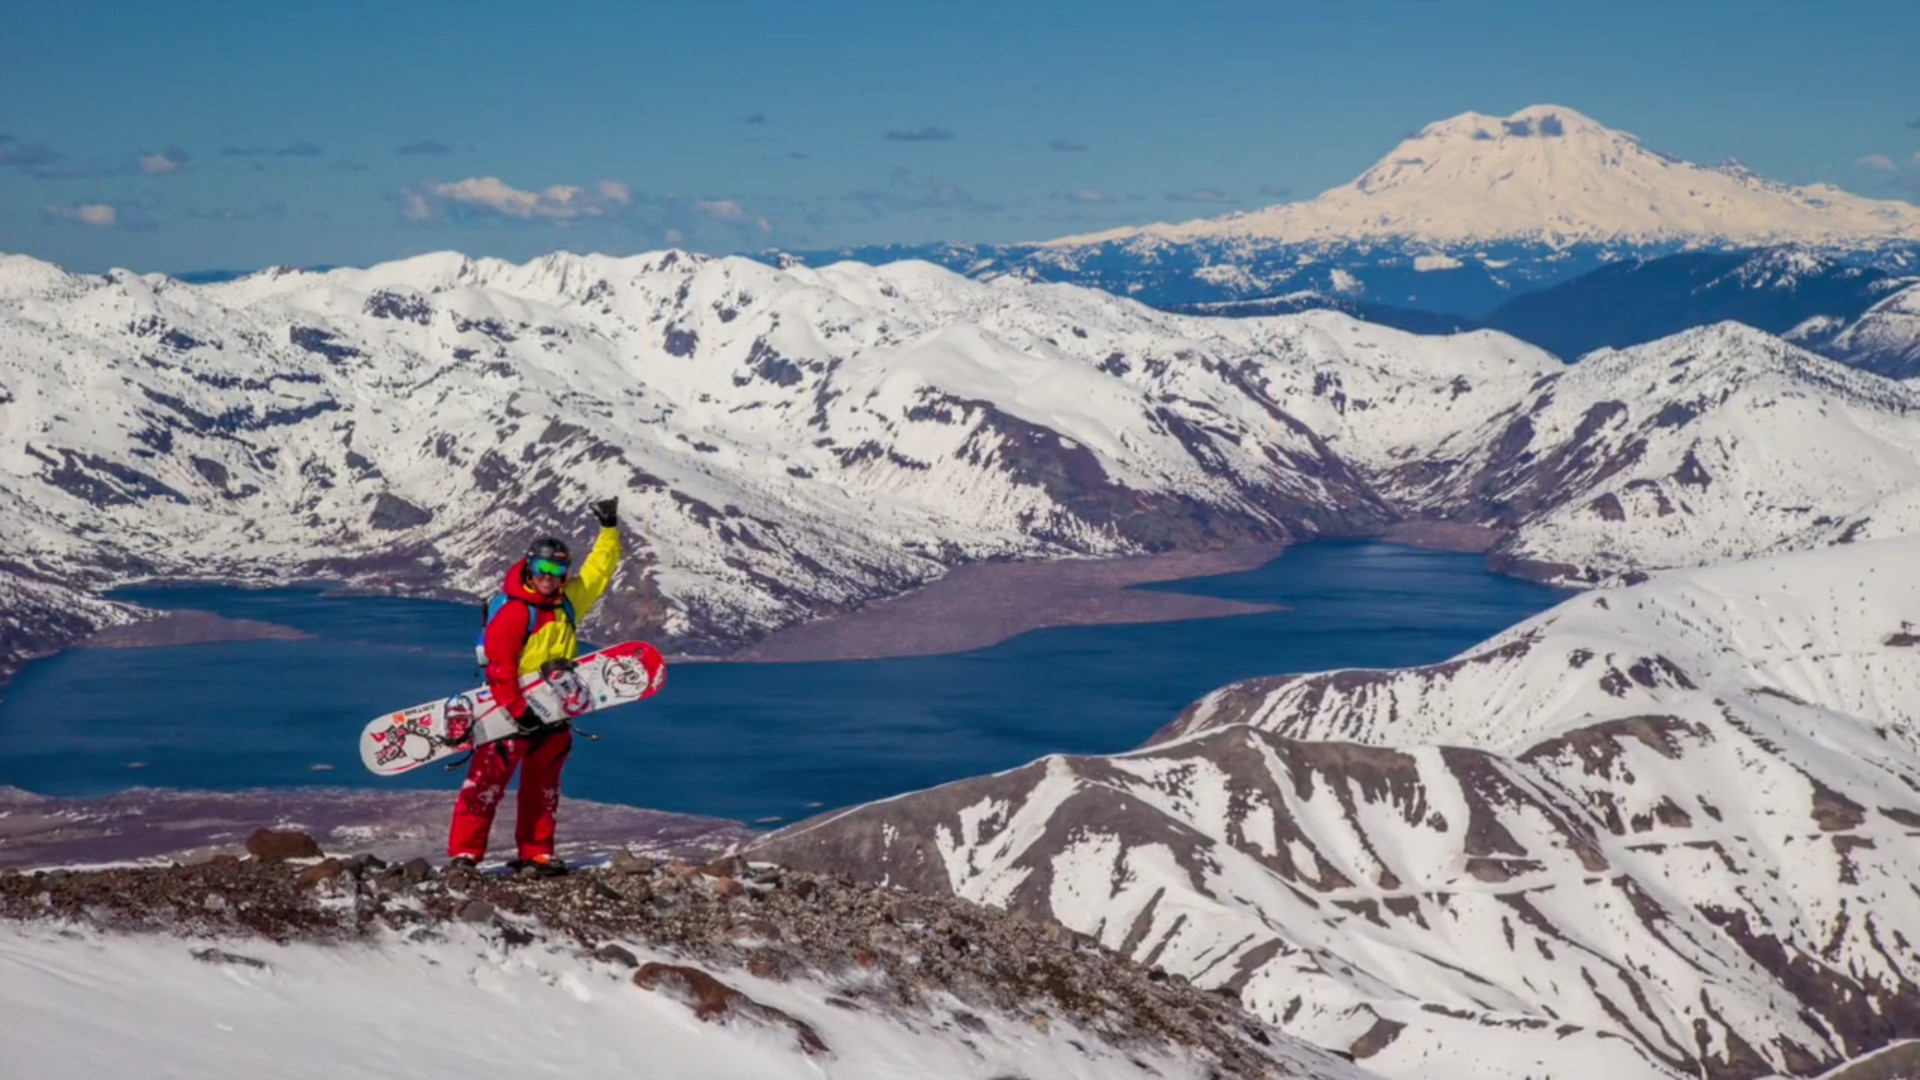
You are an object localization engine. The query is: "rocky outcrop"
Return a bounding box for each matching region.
[0,832,1357,1078]
[0,563,143,689]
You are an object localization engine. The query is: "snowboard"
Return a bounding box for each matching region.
[360,640,666,777]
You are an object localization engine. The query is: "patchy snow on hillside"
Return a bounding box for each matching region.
[7,244,1920,679]
[755,537,1920,1080]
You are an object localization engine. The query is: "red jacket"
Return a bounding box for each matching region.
[482,561,565,718]
[481,526,622,717]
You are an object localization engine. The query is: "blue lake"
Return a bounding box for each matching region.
[0,541,1564,823]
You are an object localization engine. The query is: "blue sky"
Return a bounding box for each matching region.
[4,0,1918,273]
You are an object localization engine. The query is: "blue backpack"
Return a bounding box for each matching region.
[474,591,577,671]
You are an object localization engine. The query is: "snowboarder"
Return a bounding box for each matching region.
[447,497,623,876]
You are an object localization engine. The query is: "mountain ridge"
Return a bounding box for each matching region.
[8,248,1920,687]
[750,536,1920,1080]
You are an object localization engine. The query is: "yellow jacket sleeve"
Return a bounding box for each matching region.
[565,526,623,616]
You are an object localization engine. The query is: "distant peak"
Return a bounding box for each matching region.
[1045,103,1920,248]
[1412,105,1611,143]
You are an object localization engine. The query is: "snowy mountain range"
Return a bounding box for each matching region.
[1180,248,1920,376]
[1476,247,1913,360]
[780,106,1920,319]
[10,248,1920,685]
[751,536,1920,1080]
[1790,280,1920,379]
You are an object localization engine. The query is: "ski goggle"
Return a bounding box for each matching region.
[528,558,570,578]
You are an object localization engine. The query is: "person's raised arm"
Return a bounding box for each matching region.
[568,497,624,614]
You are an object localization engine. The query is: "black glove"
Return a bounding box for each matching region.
[511,708,546,733]
[540,657,578,679]
[591,497,619,528]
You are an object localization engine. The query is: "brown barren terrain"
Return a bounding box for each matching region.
[82,608,311,649]
[724,543,1290,663]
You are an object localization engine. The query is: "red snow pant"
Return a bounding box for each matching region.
[447,727,573,862]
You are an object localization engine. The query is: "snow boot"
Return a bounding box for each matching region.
[509,855,570,879]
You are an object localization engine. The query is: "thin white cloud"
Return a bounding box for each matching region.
[1051,189,1113,203]
[664,228,686,244]
[1913,152,1920,167]
[221,141,323,158]
[694,199,745,220]
[45,202,119,226]
[138,147,190,175]
[404,176,630,221]
[884,126,955,142]
[1858,154,1898,171]
[1167,187,1235,204]
[400,190,434,221]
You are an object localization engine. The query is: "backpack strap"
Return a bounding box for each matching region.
[475,592,525,669]
[475,591,577,671]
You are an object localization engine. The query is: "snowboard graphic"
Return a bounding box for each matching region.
[360,641,666,776]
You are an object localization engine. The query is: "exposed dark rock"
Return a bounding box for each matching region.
[1349,1016,1405,1059]
[1654,402,1699,428]
[288,326,362,362]
[1674,448,1713,488]
[294,858,347,890]
[364,290,433,324]
[245,828,323,862]
[593,942,639,967]
[743,338,804,386]
[27,444,189,507]
[664,327,699,357]
[368,493,433,531]
[634,962,830,1055]
[191,947,269,969]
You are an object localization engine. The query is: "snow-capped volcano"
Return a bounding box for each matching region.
[789,106,1920,319]
[1053,106,1920,249]
[751,537,1920,1080]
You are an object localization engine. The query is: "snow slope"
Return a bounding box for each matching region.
[1402,322,1920,584]
[0,922,1370,1080]
[753,537,1920,1080]
[1052,106,1920,249]
[1793,281,1920,379]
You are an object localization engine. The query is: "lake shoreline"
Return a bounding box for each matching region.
[29,534,1519,668]
[81,608,315,650]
